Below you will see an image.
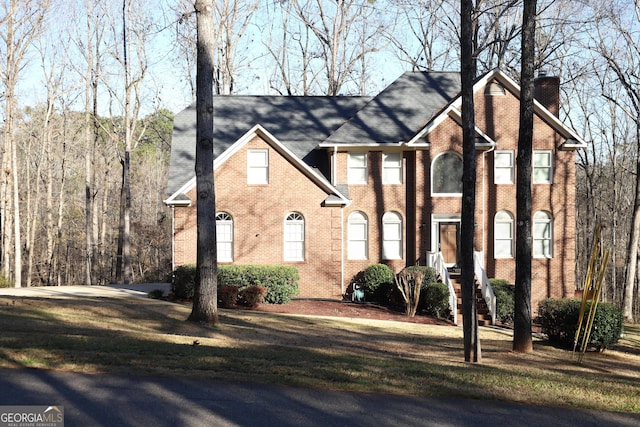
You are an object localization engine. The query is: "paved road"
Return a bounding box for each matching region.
[1,368,639,427]
[1,284,639,426]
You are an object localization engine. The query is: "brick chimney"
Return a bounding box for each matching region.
[534,72,560,117]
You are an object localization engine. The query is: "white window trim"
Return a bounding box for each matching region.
[382,152,403,184]
[431,151,463,196]
[247,149,269,184]
[533,150,553,184]
[494,150,514,184]
[494,211,514,259]
[348,211,368,260]
[284,212,305,261]
[348,153,368,184]
[216,212,233,262]
[382,211,403,260]
[533,211,553,258]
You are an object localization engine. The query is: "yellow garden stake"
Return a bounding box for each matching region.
[578,248,609,364]
[573,224,601,356]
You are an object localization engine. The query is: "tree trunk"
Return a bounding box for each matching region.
[622,122,640,322]
[189,0,218,324]
[460,0,480,363]
[513,0,537,353]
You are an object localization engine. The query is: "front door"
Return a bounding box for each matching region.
[439,223,459,266]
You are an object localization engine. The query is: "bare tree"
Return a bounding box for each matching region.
[189,0,218,324]
[590,2,640,322]
[289,0,388,95]
[0,0,51,287]
[513,0,536,353]
[460,0,481,363]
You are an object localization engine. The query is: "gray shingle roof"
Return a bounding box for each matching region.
[323,71,461,144]
[167,96,370,196]
[166,71,463,197]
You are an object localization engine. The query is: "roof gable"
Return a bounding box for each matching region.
[165,125,350,206]
[408,69,587,148]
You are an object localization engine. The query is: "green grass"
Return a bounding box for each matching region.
[0,295,639,413]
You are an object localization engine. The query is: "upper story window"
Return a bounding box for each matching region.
[382,211,403,260]
[533,150,553,184]
[533,211,553,258]
[284,212,304,261]
[216,212,233,262]
[382,153,402,184]
[348,211,368,260]
[348,153,368,184]
[494,150,514,184]
[494,210,514,259]
[432,151,463,195]
[247,149,269,184]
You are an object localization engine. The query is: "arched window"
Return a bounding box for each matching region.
[284,212,305,261]
[533,211,553,258]
[382,212,402,260]
[494,211,514,259]
[432,152,463,195]
[348,211,368,260]
[216,212,233,262]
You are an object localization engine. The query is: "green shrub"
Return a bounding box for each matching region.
[363,264,395,302]
[217,265,299,304]
[490,278,514,324]
[422,281,450,318]
[538,298,624,350]
[173,264,299,304]
[239,286,267,308]
[172,264,196,300]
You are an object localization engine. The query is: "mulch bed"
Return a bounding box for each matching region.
[249,299,454,325]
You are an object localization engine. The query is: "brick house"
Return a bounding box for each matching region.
[165,69,585,315]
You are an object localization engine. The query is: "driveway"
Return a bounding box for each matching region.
[1,368,639,427]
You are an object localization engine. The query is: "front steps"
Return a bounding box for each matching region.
[449,275,493,326]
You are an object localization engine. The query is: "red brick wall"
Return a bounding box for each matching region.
[173,134,343,299]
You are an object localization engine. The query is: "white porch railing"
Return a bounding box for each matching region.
[426,251,497,326]
[426,252,458,325]
[474,251,496,325]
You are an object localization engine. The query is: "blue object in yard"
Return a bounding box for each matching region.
[352,283,365,302]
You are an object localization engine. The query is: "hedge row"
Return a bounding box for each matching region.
[172,264,299,304]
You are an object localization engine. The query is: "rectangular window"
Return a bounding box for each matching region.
[494,150,514,184]
[217,223,233,262]
[247,149,269,184]
[348,153,367,184]
[348,222,368,260]
[382,153,402,184]
[533,151,553,184]
[284,217,304,261]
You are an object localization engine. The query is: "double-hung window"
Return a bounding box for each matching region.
[494,150,514,184]
[348,211,368,260]
[348,153,367,184]
[533,150,553,184]
[382,212,402,260]
[216,212,233,262]
[382,153,402,184]
[494,211,514,258]
[247,149,269,184]
[533,211,553,258]
[284,212,305,261]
